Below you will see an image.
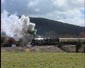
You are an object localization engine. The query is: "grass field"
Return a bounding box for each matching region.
[1,50,85,68]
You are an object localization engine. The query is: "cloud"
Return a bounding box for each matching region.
[1,0,5,3]
[27,0,39,7]
[45,8,84,26]
[27,0,55,15]
[1,0,85,26]
[51,0,84,10]
[48,0,85,26]
[34,8,40,12]
[51,0,67,7]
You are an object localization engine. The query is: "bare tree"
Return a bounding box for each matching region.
[45,31,59,38]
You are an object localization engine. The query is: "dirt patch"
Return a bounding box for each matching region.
[1,46,64,52]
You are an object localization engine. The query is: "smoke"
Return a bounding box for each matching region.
[1,10,36,41]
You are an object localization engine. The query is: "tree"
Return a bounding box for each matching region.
[79,32,85,38]
[45,31,59,38]
[75,40,82,53]
[62,33,74,38]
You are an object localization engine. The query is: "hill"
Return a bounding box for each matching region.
[30,17,84,37]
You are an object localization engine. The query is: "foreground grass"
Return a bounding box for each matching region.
[1,51,85,68]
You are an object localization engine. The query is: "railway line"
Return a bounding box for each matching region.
[31,38,85,53]
[1,36,85,52]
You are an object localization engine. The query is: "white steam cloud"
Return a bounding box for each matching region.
[1,10,36,41]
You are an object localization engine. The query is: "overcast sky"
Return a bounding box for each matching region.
[1,0,85,26]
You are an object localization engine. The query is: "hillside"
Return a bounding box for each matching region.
[30,17,84,37]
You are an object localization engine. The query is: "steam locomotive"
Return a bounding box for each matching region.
[31,37,59,46]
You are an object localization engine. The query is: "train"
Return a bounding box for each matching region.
[31,37,85,52]
[31,37,85,46]
[1,34,85,47]
[31,37,59,46]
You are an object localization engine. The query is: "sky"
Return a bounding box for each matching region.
[1,0,85,27]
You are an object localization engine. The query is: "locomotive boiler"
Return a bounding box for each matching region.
[31,37,59,46]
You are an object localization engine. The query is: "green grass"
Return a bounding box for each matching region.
[1,51,85,68]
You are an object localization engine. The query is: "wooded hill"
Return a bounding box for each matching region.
[30,17,85,37]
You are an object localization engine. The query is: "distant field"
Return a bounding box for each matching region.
[1,50,85,68]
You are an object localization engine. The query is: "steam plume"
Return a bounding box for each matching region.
[1,10,36,41]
